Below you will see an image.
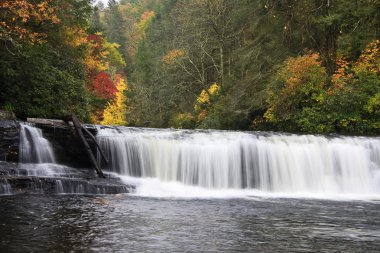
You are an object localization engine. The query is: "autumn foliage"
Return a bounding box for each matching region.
[0,0,59,44]
[101,75,128,126]
[162,49,185,65]
[264,53,327,123]
[261,41,380,134]
[92,71,117,99]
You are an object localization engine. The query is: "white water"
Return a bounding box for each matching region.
[19,124,56,163]
[0,179,11,195]
[97,127,380,198]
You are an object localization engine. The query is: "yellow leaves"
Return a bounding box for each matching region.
[365,93,380,115]
[263,107,275,122]
[196,83,220,105]
[208,82,220,95]
[162,49,185,65]
[63,26,87,47]
[194,82,220,123]
[85,34,126,76]
[102,41,126,70]
[135,11,155,39]
[101,76,128,126]
[354,40,380,74]
[197,90,210,104]
[86,56,107,73]
[170,112,194,128]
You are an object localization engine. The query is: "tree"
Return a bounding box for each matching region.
[263,53,327,132]
[0,0,59,48]
[101,75,128,125]
[103,0,128,60]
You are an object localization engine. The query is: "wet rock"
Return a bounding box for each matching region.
[0,120,19,162]
[0,161,135,195]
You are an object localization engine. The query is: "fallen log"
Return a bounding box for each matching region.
[71,115,105,178]
[27,118,70,128]
[81,126,109,164]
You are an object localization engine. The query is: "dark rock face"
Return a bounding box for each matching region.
[35,124,95,168]
[0,119,99,168]
[0,120,19,162]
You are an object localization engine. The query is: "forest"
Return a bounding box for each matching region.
[0,0,379,134]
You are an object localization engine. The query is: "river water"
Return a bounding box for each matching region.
[1,125,379,252]
[0,194,379,252]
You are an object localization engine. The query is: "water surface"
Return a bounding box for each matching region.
[0,195,379,252]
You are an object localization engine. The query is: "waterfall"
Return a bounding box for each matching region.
[97,127,380,195]
[19,124,56,163]
[0,179,11,195]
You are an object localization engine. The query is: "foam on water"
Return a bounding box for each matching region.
[118,175,380,201]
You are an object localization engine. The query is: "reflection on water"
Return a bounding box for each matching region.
[0,195,379,252]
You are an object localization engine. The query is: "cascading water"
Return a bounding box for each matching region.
[11,123,130,195]
[0,179,11,195]
[19,123,56,163]
[97,127,380,197]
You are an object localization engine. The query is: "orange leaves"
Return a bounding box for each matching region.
[135,10,155,40]
[138,10,155,31]
[354,40,380,74]
[264,52,328,123]
[85,34,108,73]
[282,53,324,89]
[62,26,87,47]
[140,11,155,22]
[0,0,59,44]
[162,49,185,65]
[329,40,379,95]
[330,57,352,93]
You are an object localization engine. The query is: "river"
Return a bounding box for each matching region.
[0,194,379,252]
[0,125,379,252]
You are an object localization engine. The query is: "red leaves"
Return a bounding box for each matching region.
[87,34,104,49]
[92,71,117,99]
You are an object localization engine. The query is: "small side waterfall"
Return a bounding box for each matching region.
[97,127,380,196]
[19,124,56,163]
[6,123,131,195]
[0,179,11,195]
